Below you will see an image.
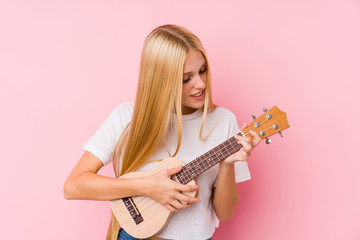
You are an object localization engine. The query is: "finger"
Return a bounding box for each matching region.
[231,148,249,162]
[240,149,249,161]
[175,192,201,204]
[169,199,189,211]
[176,182,200,193]
[235,134,253,145]
[234,135,251,143]
[240,122,248,131]
[238,140,253,152]
[249,130,262,146]
[165,204,177,213]
[230,149,249,162]
[165,166,183,176]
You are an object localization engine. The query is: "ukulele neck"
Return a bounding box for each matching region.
[174,132,244,185]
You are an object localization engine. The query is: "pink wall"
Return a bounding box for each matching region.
[1,0,359,239]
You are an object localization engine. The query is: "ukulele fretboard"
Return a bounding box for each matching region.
[175,132,243,184]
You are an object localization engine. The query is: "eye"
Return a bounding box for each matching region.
[199,66,207,74]
[183,76,190,83]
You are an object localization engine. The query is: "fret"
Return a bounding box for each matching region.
[229,137,240,152]
[193,163,200,176]
[210,148,220,163]
[224,145,230,155]
[225,139,237,155]
[175,172,183,184]
[193,160,202,176]
[203,151,211,161]
[229,138,238,151]
[208,148,215,159]
[219,142,231,158]
[183,167,192,177]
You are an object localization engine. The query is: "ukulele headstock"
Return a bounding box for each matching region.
[243,106,290,144]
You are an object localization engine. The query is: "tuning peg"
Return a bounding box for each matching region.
[279,131,284,137]
[251,115,256,120]
[263,107,268,112]
[265,137,272,144]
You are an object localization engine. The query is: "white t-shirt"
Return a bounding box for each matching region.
[83,103,251,240]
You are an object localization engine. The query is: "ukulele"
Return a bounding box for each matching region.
[110,106,290,239]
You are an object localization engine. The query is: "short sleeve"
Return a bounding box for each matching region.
[82,103,134,166]
[213,111,251,187]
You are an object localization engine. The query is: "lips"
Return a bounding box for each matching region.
[190,90,205,101]
[191,91,203,97]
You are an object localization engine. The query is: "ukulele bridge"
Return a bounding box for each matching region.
[122,197,144,225]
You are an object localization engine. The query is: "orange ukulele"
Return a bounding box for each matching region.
[110,106,290,239]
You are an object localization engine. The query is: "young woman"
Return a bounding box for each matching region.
[64,24,261,240]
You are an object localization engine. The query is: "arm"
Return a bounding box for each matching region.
[211,162,239,221]
[212,123,262,221]
[64,151,145,200]
[64,151,200,212]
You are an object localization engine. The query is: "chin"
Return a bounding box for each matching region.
[182,100,205,114]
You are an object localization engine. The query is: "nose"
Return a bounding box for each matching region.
[193,74,206,89]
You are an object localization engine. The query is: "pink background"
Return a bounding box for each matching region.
[1,0,359,239]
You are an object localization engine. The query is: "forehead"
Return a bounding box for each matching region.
[183,49,205,72]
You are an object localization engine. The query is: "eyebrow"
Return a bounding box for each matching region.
[183,61,206,76]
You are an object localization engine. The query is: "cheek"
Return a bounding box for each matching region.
[201,74,207,83]
[181,85,187,101]
[182,84,189,97]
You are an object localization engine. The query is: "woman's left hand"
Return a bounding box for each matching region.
[223,123,262,164]
[213,123,262,221]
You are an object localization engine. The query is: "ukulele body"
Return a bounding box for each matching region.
[110,157,197,239]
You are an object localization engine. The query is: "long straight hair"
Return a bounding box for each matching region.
[107,24,215,240]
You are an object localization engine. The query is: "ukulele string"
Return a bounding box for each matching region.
[242,125,275,139]
[240,118,274,139]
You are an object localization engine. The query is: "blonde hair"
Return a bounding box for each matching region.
[107,24,215,240]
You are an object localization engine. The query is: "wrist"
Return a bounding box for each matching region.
[219,160,235,168]
[117,176,151,198]
[218,161,235,177]
[133,176,149,197]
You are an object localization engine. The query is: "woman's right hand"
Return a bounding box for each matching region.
[64,152,200,212]
[142,166,201,212]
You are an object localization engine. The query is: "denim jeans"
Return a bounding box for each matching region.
[117,228,212,240]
